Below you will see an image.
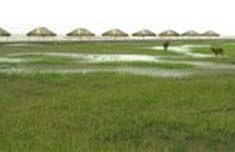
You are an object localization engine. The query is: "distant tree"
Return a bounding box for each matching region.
[163,41,170,51]
[211,47,224,57]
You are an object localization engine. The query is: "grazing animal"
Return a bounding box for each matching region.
[163,41,170,51]
[211,47,224,56]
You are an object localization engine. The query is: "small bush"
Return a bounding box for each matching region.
[211,47,224,56]
[163,41,170,51]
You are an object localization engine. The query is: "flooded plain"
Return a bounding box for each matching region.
[0,44,234,77]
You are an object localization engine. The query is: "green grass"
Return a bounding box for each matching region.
[27,56,78,65]
[2,40,233,55]
[0,58,194,69]
[191,43,235,57]
[1,73,235,151]
[4,54,194,69]
[0,41,179,55]
[92,61,194,69]
[1,40,235,151]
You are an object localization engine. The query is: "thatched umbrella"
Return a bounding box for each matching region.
[181,30,200,36]
[67,28,95,37]
[132,29,156,37]
[201,30,220,37]
[159,30,179,37]
[27,27,56,36]
[102,28,128,37]
[0,27,11,36]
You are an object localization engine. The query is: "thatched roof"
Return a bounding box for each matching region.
[182,30,200,36]
[102,28,128,37]
[159,30,179,37]
[0,27,11,36]
[67,28,95,36]
[27,27,56,36]
[201,30,220,37]
[132,29,156,37]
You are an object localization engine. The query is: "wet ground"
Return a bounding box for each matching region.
[0,44,234,77]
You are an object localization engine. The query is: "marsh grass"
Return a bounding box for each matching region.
[0,73,235,151]
[0,41,178,55]
[3,54,195,69]
[28,56,78,65]
[91,61,194,69]
[1,40,235,151]
[6,55,84,65]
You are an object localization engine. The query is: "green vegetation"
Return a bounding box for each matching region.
[0,41,178,55]
[1,39,233,55]
[2,55,194,69]
[1,73,235,152]
[191,42,235,57]
[27,56,79,65]
[1,40,235,151]
[92,61,194,69]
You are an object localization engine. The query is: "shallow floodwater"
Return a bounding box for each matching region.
[9,52,161,63]
[6,52,221,68]
[0,67,195,78]
[0,57,29,63]
[1,44,235,77]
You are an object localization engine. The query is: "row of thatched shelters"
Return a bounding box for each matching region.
[0,27,220,37]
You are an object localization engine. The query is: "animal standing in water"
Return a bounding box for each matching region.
[163,41,170,51]
[211,47,224,57]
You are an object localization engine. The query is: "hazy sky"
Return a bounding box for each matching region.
[0,0,234,35]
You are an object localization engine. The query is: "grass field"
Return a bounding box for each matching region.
[0,40,235,151]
